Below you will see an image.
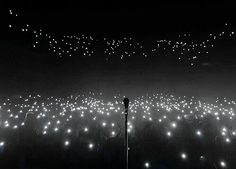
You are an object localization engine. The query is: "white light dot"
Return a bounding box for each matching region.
[144,162,150,168]
[0,141,4,147]
[225,138,231,143]
[89,143,94,149]
[220,161,227,168]
[181,153,187,160]
[171,122,177,128]
[196,130,202,136]
[167,131,172,137]
[64,140,70,146]
[84,127,88,132]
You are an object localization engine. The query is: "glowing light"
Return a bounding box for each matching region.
[220,161,227,168]
[54,127,58,132]
[225,138,231,143]
[181,153,187,160]
[144,162,150,168]
[166,131,172,137]
[88,143,94,149]
[102,122,107,127]
[196,130,202,136]
[64,140,70,146]
[171,122,177,128]
[84,127,89,132]
[0,142,4,147]
[111,131,116,136]
[67,129,72,133]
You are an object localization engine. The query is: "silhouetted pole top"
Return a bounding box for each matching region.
[123,97,129,110]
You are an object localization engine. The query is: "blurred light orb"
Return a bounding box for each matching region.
[0,142,4,147]
[181,153,187,160]
[64,140,70,146]
[220,161,227,168]
[89,143,94,149]
[144,162,150,168]
[196,130,202,136]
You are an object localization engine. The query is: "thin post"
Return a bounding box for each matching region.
[123,98,129,169]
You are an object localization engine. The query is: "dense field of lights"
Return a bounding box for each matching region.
[1,92,236,168]
[2,1,236,169]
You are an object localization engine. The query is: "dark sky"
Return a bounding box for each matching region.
[1,0,236,97]
[2,0,236,36]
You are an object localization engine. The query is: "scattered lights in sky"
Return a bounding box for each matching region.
[6,9,236,66]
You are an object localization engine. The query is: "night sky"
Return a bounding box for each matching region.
[1,0,236,97]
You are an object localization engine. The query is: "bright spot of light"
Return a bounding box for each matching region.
[181,153,187,160]
[89,143,94,149]
[84,127,88,132]
[0,141,4,147]
[171,122,177,128]
[196,130,202,136]
[64,140,70,146]
[102,122,107,127]
[167,131,172,137]
[220,160,227,168]
[225,138,231,143]
[144,162,150,168]
[111,131,116,136]
[67,128,72,133]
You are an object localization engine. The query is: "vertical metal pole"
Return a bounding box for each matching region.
[125,109,128,169]
[123,98,129,169]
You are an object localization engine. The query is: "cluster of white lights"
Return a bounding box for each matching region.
[0,92,235,168]
[7,9,236,66]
